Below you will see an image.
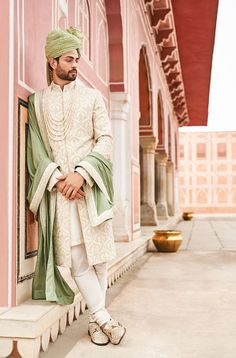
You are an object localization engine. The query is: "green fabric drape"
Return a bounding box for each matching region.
[27,94,75,305]
[76,152,113,215]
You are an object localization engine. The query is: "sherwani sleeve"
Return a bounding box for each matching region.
[74,167,94,187]
[74,90,113,185]
[91,90,113,160]
[47,168,63,192]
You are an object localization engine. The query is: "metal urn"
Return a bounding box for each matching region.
[152,230,182,252]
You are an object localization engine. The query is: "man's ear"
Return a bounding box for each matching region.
[49,58,58,70]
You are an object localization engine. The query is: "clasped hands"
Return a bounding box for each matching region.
[55,172,85,201]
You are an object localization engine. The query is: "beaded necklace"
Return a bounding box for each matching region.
[42,82,77,141]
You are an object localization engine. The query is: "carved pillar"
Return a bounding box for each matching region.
[140,136,158,226]
[110,92,131,241]
[155,151,169,219]
[166,160,176,216]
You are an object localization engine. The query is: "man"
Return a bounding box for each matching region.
[27,27,126,346]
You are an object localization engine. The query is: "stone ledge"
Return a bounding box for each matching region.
[0,237,149,358]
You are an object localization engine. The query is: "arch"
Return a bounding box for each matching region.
[196,190,207,204]
[138,46,157,225]
[105,0,125,91]
[97,21,109,83]
[139,46,153,136]
[217,190,228,204]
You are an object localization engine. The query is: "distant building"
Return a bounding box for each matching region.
[179,131,236,213]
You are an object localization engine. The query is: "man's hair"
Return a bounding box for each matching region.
[48,51,81,70]
[48,56,60,71]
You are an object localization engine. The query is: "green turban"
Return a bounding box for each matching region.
[45,26,83,85]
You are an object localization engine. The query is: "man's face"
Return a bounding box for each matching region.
[51,50,80,82]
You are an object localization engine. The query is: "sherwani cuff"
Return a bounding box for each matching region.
[47,168,62,192]
[75,167,94,188]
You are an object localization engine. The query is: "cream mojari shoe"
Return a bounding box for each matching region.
[101,318,126,345]
[88,321,109,346]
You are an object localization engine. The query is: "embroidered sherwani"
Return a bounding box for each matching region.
[29,80,116,270]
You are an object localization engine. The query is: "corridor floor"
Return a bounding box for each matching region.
[40,216,236,358]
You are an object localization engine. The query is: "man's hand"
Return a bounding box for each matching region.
[56,172,85,200]
[56,179,83,199]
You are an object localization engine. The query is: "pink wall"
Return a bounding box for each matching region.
[0,1,10,307]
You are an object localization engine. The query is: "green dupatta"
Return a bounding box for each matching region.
[27,94,74,305]
[75,152,114,227]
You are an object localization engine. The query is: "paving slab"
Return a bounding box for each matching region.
[39,217,236,358]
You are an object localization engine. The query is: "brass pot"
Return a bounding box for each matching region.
[152,230,182,252]
[182,212,193,221]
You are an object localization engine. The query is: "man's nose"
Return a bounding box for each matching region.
[72,59,79,66]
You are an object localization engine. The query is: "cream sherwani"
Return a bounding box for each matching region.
[33,80,116,267]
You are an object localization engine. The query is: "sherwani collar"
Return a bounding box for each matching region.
[50,79,77,93]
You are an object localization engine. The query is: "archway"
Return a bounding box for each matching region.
[105,0,125,92]
[139,46,158,226]
[105,0,131,240]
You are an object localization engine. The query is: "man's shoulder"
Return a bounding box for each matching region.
[77,84,101,98]
[28,88,45,104]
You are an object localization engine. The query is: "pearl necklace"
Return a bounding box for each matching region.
[42,83,77,141]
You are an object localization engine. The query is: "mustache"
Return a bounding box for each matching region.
[69,69,77,74]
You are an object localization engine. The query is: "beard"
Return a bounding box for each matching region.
[55,65,77,81]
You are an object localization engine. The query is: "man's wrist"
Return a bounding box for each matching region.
[74,171,85,183]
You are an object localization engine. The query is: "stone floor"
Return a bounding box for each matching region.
[40,215,236,358]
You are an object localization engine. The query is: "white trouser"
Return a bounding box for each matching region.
[71,244,111,326]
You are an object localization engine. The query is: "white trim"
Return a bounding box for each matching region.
[85,190,113,226]
[52,0,54,29]
[58,0,68,18]
[77,71,97,89]
[22,0,25,82]
[78,160,110,199]
[29,163,58,215]
[83,182,113,227]
[18,80,34,94]
[8,0,14,307]
[75,0,93,68]
[75,167,94,188]
[109,82,125,85]
[17,0,20,83]
[17,1,35,93]
[96,0,106,20]
[79,160,113,226]
[96,19,109,86]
